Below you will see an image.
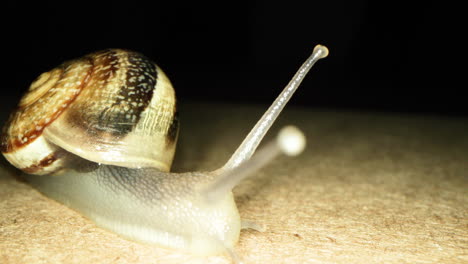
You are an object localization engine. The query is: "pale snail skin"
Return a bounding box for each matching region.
[1,45,328,259]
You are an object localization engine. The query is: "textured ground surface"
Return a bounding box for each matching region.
[1,102,467,264]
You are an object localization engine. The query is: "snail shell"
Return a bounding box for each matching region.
[1,49,178,175]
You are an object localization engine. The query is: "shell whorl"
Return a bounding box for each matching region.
[1,49,179,175]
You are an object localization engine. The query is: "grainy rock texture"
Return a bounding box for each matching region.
[1,103,467,264]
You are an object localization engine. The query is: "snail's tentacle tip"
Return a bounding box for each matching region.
[313,44,329,59]
[277,126,306,156]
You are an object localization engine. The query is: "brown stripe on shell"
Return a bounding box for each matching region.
[165,105,179,147]
[64,50,157,138]
[21,152,59,174]
[0,56,94,153]
[96,51,157,136]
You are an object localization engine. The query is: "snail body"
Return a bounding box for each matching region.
[1,46,328,259]
[26,166,240,254]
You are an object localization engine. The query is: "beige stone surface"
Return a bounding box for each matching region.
[1,102,467,263]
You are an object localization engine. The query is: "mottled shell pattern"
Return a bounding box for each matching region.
[1,49,179,175]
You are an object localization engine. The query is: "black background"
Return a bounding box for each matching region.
[2,1,464,118]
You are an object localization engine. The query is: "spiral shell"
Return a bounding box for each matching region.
[1,49,179,175]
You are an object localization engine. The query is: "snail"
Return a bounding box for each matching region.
[1,45,328,261]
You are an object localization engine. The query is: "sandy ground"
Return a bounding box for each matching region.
[1,103,467,264]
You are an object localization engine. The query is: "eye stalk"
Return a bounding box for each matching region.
[203,44,328,203]
[219,45,328,172]
[203,125,306,203]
